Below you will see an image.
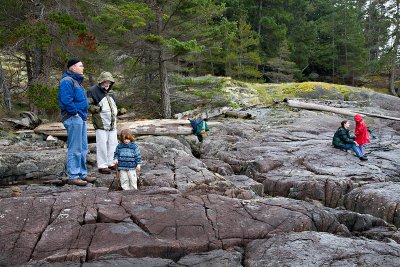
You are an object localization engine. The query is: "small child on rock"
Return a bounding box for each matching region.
[113,129,142,190]
[354,114,370,157]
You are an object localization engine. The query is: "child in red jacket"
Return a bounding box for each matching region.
[354,114,370,156]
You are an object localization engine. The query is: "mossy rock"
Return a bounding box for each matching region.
[170,78,381,112]
[348,90,371,102]
[297,85,344,100]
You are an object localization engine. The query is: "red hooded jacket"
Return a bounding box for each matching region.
[354,114,370,144]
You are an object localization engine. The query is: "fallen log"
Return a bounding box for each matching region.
[117,112,136,121]
[285,99,400,121]
[34,119,221,137]
[173,106,233,120]
[224,110,253,119]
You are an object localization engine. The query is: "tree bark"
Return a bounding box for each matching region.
[159,51,171,118]
[0,62,12,112]
[389,0,400,97]
[156,6,171,119]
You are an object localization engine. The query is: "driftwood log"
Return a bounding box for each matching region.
[224,110,253,119]
[173,106,233,120]
[285,99,400,121]
[33,119,221,137]
[174,106,253,120]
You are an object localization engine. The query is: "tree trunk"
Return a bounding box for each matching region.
[331,13,335,83]
[156,8,171,118]
[159,52,171,118]
[25,50,33,87]
[389,65,397,96]
[389,0,400,97]
[0,62,12,112]
[257,0,263,35]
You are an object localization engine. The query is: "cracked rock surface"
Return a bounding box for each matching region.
[1,91,400,266]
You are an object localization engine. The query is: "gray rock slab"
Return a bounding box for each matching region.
[0,148,66,184]
[224,175,263,196]
[342,182,400,227]
[177,249,242,267]
[245,231,400,267]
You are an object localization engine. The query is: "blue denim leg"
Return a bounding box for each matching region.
[63,116,88,179]
[343,143,362,158]
[80,121,88,179]
[359,144,365,155]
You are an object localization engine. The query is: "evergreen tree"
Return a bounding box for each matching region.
[385,0,400,96]
[309,0,367,84]
[361,0,391,70]
[224,17,262,81]
[0,0,96,113]
[93,0,225,118]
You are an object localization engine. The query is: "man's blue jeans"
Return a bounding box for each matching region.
[341,143,362,158]
[63,116,88,179]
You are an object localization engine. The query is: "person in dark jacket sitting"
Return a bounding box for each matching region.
[332,120,368,161]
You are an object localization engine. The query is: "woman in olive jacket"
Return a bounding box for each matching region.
[87,71,118,174]
[332,120,368,161]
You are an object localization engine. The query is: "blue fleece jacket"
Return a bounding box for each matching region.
[58,71,88,121]
[114,142,143,170]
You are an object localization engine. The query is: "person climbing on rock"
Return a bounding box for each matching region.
[189,115,209,143]
[332,120,368,161]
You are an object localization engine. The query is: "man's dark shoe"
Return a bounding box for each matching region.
[108,165,116,171]
[61,177,69,185]
[83,176,96,183]
[99,168,111,174]
[68,178,88,186]
[360,156,368,161]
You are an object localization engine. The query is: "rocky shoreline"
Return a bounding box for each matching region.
[1,91,400,266]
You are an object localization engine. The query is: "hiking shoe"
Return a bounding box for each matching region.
[359,156,368,161]
[68,178,88,186]
[108,165,116,171]
[99,168,111,174]
[61,177,69,185]
[82,176,96,183]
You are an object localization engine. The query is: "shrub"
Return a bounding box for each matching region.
[27,84,59,114]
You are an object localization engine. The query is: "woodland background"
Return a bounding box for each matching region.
[1,0,400,119]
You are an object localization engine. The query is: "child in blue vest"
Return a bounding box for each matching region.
[113,129,142,190]
[189,116,209,142]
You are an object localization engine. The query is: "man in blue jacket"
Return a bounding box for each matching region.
[58,58,96,185]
